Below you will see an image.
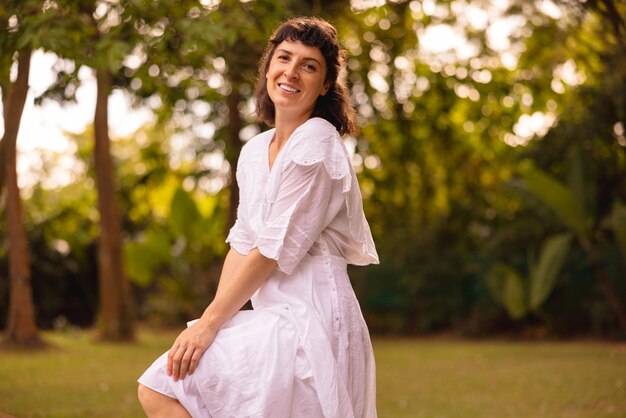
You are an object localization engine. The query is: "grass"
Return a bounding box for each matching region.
[375,338,626,418]
[0,329,624,418]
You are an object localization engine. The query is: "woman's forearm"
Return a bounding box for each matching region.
[199,248,277,331]
[216,248,247,293]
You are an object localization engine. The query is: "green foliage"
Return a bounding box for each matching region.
[347,0,625,335]
[170,187,202,237]
[485,232,573,320]
[529,233,573,310]
[112,128,229,325]
[485,263,527,319]
[2,0,625,336]
[520,168,592,236]
[123,183,227,289]
[124,228,170,287]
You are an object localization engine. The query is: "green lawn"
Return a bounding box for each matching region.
[375,338,626,418]
[1,330,624,418]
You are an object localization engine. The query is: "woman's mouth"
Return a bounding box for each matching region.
[279,83,300,93]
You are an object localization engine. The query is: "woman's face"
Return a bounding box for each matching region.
[266,40,329,121]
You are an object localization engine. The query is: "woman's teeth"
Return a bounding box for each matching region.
[279,84,298,93]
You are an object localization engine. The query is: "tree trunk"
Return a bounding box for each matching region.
[2,48,43,347]
[0,48,31,201]
[93,68,134,341]
[225,88,243,233]
[5,123,41,347]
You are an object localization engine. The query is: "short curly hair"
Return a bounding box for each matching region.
[253,16,357,136]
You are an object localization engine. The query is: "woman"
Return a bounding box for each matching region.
[137,16,379,418]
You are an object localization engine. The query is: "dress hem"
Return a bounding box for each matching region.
[137,378,178,400]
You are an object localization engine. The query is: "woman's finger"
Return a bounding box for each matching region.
[170,345,187,381]
[188,348,203,375]
[166,342,180,376]
[178,349,194,378]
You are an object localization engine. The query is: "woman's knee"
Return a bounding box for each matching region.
[138,384,190,418]
[137,384,159,412]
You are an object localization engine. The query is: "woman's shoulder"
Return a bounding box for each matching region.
[289,117,343,157]
[285,117,352,185]
[296,117,340,140]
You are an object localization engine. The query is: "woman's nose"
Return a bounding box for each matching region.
[284,62,299,79]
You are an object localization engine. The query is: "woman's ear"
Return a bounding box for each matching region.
[321,81,331,96]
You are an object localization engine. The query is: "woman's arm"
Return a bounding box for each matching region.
[215,247,247,292]
[167,248,277,381]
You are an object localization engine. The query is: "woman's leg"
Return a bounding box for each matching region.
[137,384,192,418]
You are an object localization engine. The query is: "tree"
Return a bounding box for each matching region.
[0,0,53,346]
[1,48,42,347]
[93,68,134,340]
[36,0,140,340]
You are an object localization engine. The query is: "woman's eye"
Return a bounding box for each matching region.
[303,64,317,72]
[277,55,289,61]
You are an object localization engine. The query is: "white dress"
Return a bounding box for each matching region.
[138,117,379,418]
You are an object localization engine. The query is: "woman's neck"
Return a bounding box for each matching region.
[273,110,312,146]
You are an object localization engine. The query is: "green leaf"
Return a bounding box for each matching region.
[124,228,171,287]
[169,187,201,238]
[143,228,172,261]
[529,233,573,311]
[124,243,151,286]
[106,40,128,73]
[15,30,33,50]
[521,167,592,237]
[485,263,527,320]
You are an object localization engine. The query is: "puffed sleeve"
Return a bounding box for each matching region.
[256,160,340,274]
[226,219,255,255]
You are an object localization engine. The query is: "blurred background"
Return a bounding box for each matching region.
[1,0,625,346]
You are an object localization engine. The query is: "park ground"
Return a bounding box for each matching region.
[1,328,625,418]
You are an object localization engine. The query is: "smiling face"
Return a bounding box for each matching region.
[266,40,329,122]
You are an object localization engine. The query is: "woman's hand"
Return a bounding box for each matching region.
[165,248,276,382]
[167,321,217,381]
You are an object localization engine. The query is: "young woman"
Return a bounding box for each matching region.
[137,17,379,418]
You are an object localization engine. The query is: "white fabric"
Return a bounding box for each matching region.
[138,117,379,418]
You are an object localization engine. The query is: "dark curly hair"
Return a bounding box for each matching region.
[253,16,357,136]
